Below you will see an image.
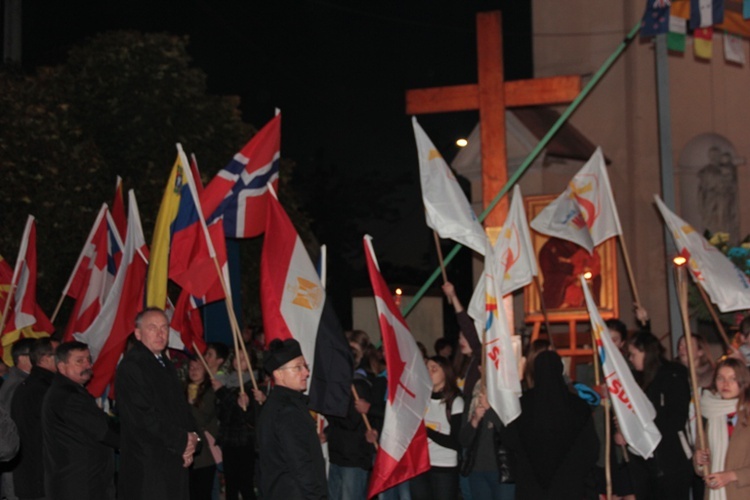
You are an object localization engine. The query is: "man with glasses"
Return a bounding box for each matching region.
[257,338,326,499]
[116,308,199,500]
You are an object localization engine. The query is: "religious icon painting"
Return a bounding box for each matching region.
[523,194,619,324]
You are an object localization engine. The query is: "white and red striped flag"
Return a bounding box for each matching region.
[1,216,54,341]
[364,235,432,498]
[581,275,661,458]
[655,195,750,312]
[76,190,149,397]
[62,205,123,341]
[530,147,621,253]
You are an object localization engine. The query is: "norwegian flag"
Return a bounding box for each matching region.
[62,205,123,341]
[364,235,431,498]
[201,113,281,238]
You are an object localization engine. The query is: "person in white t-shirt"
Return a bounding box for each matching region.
[410,355,464,500]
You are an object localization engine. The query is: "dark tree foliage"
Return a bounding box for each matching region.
[0,31,308,324]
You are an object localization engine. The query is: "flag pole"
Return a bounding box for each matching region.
[586,276,612,500]
[694,281,734,350]
[0,216,34,336]
[49,295,65,325]
[192,341,215,381]
[0,283,16,337]
[591,330,613,500]
[617,234,642,308]
[532,275,555,349]
[213,257,259,393]
[432,231,449,284]
[176,144,258,394]
[351,384,378,450]
[675,261,708,473]
[401,20,641,318]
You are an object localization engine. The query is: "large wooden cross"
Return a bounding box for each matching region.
[406,11,582,229]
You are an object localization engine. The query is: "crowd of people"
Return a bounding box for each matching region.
[1,288,750,500]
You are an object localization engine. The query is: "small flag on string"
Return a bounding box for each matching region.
[668,16,687,52]
[694,27,714,59]
[724,32,746,64]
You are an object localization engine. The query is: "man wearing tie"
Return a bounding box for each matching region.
[116,307,199,500]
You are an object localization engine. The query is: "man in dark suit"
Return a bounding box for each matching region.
[115,307,198,500]
[42,341,119,500]
[11,338,56,500]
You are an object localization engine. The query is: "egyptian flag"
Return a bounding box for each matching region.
[261,186,352,417]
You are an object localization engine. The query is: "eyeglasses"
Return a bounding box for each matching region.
[278,363,309,373]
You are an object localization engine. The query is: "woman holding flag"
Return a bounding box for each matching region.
[694,358,750,499]
[626,331,692,499]
[410,355,464,500]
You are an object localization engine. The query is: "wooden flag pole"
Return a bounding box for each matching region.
[694,281,734,349]
[351,384,378,450]
[211,257,259,393]
[481,326,488,389]
[192,341,215,381]
[0,283,16,337]
[532,275,555,348]
[433,231,449,284]
[589,319,612,500]
[617,235,642,308]
[676,264,708,473]
[50,293,66,325]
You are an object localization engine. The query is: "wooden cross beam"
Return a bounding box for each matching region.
[406,11,582,228]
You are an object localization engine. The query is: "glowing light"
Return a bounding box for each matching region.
[673,256,687,266]
[456,138,468,148]
[583,271,593,280]
[395,288,403,296]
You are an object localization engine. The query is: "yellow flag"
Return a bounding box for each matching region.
[146,156,185,308]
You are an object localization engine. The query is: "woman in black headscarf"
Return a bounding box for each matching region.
[504,350,599,499]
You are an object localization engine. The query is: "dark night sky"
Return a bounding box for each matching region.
[14,0,532,326]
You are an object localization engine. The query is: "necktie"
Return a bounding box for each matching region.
[157,356,166,368]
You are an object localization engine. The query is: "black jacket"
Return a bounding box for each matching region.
[115,341,196,500]
[257,385,327,499]
[215,381,256,448]
[11,365,54,498]
[327,371,374,470]
[42,372,119,500]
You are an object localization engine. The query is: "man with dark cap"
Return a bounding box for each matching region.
[257,338,326,499]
